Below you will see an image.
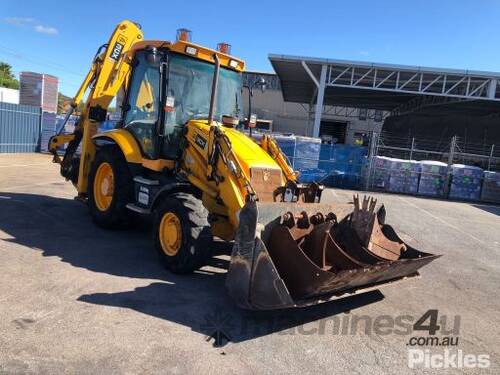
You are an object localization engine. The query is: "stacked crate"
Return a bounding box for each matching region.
[21,72,59,152]
[417,161,448,197]
[293,136,324,183]
[481,171,500,203]
[273,134,296,163]
[19,72,58,112]
[40,112,57,152]
[319,144,367,189]
[294,136,321,171]
[449,164,483,201]
[387,159,420,194]
[371,156,392,191]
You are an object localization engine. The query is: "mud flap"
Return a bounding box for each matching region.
[225,197,440,310]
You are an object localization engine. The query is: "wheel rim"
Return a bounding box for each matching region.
[93,162,114,211]
[159,212,182,256]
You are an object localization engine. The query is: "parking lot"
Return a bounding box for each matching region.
[0,153,499,374]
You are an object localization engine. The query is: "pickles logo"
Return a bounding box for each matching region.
[110,42,124,61]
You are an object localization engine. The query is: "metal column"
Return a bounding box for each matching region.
[444,135,457,198]
[312,65,327,138]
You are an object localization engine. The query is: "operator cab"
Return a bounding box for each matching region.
[121,38,244,162]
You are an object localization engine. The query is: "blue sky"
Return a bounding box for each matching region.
[2,0,500,95]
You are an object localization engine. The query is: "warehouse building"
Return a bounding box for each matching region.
[242,71,384,145]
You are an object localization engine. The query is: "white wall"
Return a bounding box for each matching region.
[0,87,20,104]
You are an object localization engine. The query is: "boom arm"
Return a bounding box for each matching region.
[49,20,143,195]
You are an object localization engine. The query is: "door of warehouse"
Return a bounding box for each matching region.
[320,120,347,144]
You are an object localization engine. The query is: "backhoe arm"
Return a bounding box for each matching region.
[49,20,143,194]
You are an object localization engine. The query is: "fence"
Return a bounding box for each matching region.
[250,130,499,204]
[0,102,41,153]
[374,132,499,171]
[364,132,500,203]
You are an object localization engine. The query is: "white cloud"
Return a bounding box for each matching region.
[34,25,58,35]
[4,17,58,36]
[4,17,35,26]
[359,51,370,57]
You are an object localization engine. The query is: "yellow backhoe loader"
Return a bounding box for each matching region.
[49,20,438,310]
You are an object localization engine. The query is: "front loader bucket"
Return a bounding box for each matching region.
[225,196,440,310]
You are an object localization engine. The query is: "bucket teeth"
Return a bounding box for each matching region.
[348,195,405,259]
[297,211,310,228]
[281,212,296,228]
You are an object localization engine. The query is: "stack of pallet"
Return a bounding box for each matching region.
[387,159,420,194]
[371,156,392,190]
[319,144,367,189]
[19,72,58,113]
[449,164,483,200]
[294,136,321,171]
[481,171,500,203]
[21,72,59,152]
[417,161,448,197]
[40,112,57,152]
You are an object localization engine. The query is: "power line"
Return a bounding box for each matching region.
[0,43,85,78]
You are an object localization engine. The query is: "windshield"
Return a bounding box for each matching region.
[164,53,242,127]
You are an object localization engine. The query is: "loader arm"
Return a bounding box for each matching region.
[260,134,298,182]
[49,20,143,194]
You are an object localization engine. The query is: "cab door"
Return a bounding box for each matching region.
[122,50,161,159]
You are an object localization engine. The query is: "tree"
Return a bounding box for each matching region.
[0,62,20,89]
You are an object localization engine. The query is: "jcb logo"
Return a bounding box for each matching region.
[110,42,124,61]
[195,135,207,150]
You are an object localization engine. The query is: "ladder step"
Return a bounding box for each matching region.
[133,176,159,186]
[126,203,151,215]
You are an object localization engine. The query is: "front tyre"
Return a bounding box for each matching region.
[88,146,135,229]
[154,193,213,273]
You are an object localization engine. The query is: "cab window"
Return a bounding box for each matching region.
[123,51,160,158]
[162,53,242,159]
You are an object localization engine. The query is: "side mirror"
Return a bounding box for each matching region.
[248,113,257,128]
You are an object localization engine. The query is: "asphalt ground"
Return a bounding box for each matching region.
[0,153,499,374]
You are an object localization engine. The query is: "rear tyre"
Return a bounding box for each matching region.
[88,146,135,229]
[154,193,213,273]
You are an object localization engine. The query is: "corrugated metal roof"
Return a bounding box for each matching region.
[268,54,500,115]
